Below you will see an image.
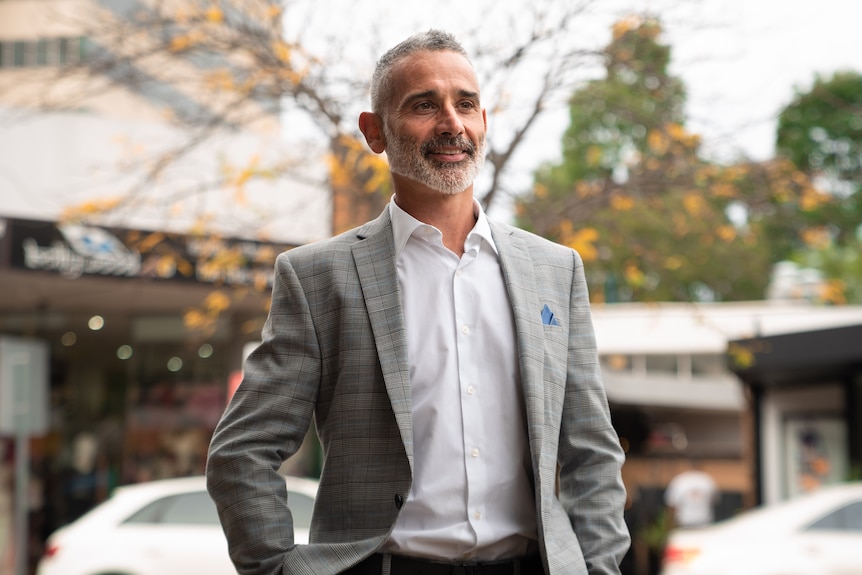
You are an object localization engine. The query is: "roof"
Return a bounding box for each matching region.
[591,301,862,354]
[729,323,862,387]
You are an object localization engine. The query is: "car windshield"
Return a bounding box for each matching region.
[122,488,315,529]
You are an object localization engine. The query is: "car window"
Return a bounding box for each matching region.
[806,500,862,532]
[121,487,316,529]
[123,491,220,525]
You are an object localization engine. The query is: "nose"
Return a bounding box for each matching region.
[436,103,464,136]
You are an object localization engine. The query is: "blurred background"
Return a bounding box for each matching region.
[1,1,861,574]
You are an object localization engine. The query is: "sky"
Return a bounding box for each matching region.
[660,0,862,161]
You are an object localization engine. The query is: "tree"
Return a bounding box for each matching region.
[777,71,862,244]
[776,71,862,302]
[516,15,830,303]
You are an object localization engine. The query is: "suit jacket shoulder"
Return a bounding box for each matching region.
[489,219,582,269]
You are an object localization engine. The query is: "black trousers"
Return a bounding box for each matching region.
[342,553,544,575]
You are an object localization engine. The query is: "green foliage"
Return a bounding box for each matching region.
[517,15,824,303]
[777,71,862,187]
[776,71,862,302]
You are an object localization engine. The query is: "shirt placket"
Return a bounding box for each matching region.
[453,245,488,549]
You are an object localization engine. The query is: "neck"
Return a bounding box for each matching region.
[393,182,477,256]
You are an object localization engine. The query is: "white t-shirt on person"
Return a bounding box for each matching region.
[664,470,718,527]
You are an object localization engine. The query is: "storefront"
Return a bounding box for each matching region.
[729,323,862,505]
[0,216,300,562]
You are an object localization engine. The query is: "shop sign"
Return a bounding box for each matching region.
[22,223,141,278]
[1,217,297,286]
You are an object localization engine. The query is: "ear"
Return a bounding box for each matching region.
[358,112,386,154]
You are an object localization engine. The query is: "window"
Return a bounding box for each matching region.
[645,354,677,375]
[36,39,48,66]
[122,487,316,528]
[806,500,862,532]
[13,41,26,67]
[0,36,88,68]
[692,354,726,376]
[601,354,630,373]
[124,491,220,526]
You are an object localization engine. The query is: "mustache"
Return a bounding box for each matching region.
[420,136,476,157]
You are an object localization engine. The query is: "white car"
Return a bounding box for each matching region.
[661,482,862,575]
[37,475,319,575]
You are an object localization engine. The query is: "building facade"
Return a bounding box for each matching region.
[0,1,328,571]
[590,301,862,574]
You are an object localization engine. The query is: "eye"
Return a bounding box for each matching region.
[413,101,435,112]
[458,100,478,111]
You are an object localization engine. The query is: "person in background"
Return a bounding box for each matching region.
[664,468,719,528]
[207,29,630,575]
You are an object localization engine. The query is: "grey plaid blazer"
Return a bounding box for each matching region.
[206,206,630,575]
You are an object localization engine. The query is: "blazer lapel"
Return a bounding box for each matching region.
[352,208,414,469]
[489,222,546,466]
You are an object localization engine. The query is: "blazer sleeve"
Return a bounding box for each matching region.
[558,249,631,574]
[206,252,321,575]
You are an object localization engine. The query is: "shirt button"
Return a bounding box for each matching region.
[461,325,470,334]
[474,510,482,520]
[471,448,479,457]
[466,385,474,395]
[455,268,463,276]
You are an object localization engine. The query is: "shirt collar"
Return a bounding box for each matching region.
[389,195,498,258]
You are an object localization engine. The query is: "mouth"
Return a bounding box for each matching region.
[423,138,475,164]
[428,148,468,162]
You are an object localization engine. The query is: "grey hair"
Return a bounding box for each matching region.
[369,29,472,116]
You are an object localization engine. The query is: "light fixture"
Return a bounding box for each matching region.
[167,356,183,372]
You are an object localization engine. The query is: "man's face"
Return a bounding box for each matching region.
[381,50,487,196]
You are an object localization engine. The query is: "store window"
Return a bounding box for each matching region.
[645,354,677,375]
[692,353,726,376]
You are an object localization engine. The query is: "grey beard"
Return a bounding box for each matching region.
[385,132,485,195]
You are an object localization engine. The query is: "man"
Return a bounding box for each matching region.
[207,30,630,575]
[664,468,719,528]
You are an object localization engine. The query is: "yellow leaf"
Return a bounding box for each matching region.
[170,36,190,52]
[612,16,641,39]
[800,227,831,249]
[624,264,645,286]
[273,41,291,64]
[533,183,548,199]
[683,192,707,217]
[586,145,603,167]
[710,182,737,199]
[663,256,683,270]
[206,6,224,23]
[728,343,755,369]
[647,130,668,155]
[557,221,599,262]
[204,290,231,313]
[610,193,635,211]
[819,279,847,305]
[716,225,736,242]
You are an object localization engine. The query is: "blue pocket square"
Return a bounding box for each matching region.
[541,304,560,326]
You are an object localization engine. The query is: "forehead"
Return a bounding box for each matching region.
[388,50,480,105]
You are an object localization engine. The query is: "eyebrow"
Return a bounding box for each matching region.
[400,89,481,107]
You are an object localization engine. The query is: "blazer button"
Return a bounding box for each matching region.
[394,494,404,509]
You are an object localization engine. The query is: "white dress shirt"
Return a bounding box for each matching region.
[381,197,538,562]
